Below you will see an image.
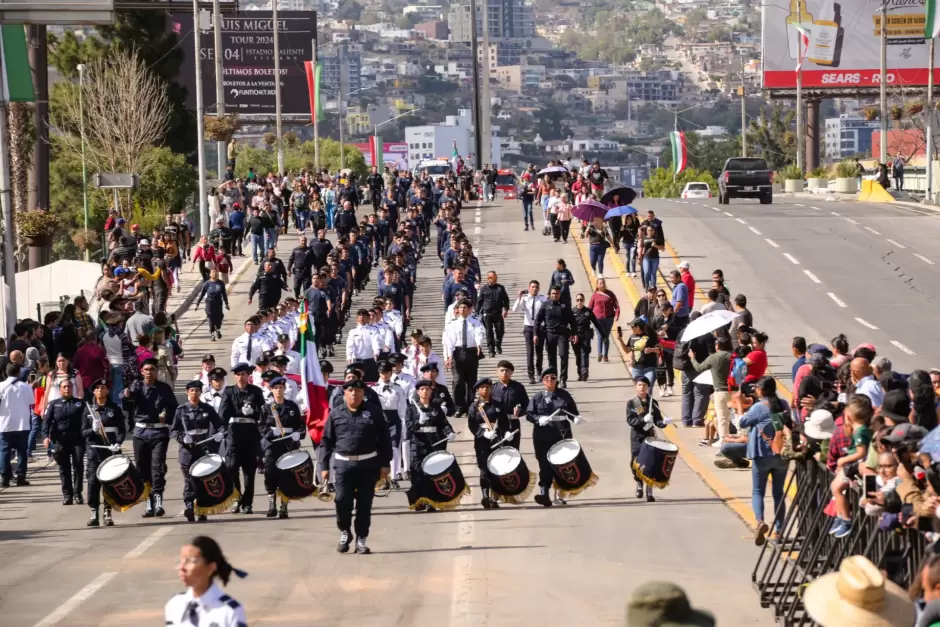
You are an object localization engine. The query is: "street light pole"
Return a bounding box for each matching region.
[880,0,888,165]
[212,0,226,178]
[77,64,89,262]
[339,43,347,172]
[192,0,209,237]
[273,0,284,174]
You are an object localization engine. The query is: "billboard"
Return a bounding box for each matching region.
[762,0,940,91]
[170,11,316,115]
[354,142,409,168]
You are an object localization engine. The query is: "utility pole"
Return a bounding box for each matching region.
[739,48,747,157]
[0,45,17,334]
[312,37,320,173]
[339,44,347,171]
[77,64,89,262]
[928,37,936,203]
[880,0,888,165]
[796,31,803,173]
[468,0,483,169]
[213,0,226,178]
[193,0,209,237]
[273,0,284,174]
[479,0,492,166]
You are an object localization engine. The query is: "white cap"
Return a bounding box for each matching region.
[678,260,691,269]
[139,239,150,246]
[804,409,835,441]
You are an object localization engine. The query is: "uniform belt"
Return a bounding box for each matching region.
[230,417,256,424]
[186,429,209,435]
[418,426,438,433]
[280,427,295,434]
[334,451,377,461]
[135,422,169,429]
[104,427,120,434]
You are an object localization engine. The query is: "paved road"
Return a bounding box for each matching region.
[647,197,940,377]
[0,200,772,626]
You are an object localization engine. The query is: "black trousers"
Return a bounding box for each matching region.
[452,347,480,412]
[523,325,544,379]
[533,431,563,489]
[133,434,168,495]
[549,213,559,240]
[226,430,261,507]
[573,336,591,379]
[545,332,571,382]
[333,461,380,537]
[207,306,224,335]
[56,440,85,497]
[231,228,244,255]
[630,437,644,482]
[292,273,311,298]
[482,313,504,354]
[558,220,571,242]
[260,293,280,310]
[474,439,492,490]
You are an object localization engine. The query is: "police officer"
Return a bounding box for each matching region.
[43,379,87,505]
[200,367,228,412]
[171,380,225,522]
[248,260,288,309]
[534,285,578,388]
[287,235,314,298]
[373,360,408,488]
[526,367,582,508]
[405,379,456,512]
[83,378,126,526]
[304,274,332,357]
[260,377,305,519]
[491,360,528,450]
[475,271,510,357]
[125,357,178,517]
[367,166,384,210]
[319,379,393,554]
[468,378,510,509]
[218,362,266,514]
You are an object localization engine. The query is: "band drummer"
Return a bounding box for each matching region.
[491,360,528,450]
[319,379,393,554]
[626,378,666,503]
[415,362,456,417]
[526,367,583,507]
[373,360,408,488]
[218,362,265,515]
[82,378,126,527]
[468,378,511,509]
[171,380,226,522]
[260,377,305,519]
[125,357,179,518]
[405,379,457,512]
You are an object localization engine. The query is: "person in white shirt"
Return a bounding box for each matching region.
[373,361,408,487]
[369,307,395,357]
[409,337,447,387]
[346,308,382,382]
[230,317,268,369]
[193,354,217,387]
[200,368,228,413]
[511,280,549,384]
[100,311,131,404]
[0,363,34,486]
[165,535,248,627]
[274,333,301,375]
[442,300,486,415]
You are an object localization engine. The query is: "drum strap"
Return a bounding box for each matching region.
[104,427,120,434]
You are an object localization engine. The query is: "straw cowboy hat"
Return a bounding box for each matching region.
[804,555,914,627]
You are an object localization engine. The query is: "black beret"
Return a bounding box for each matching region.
[319,359,334,374]
[209,367,227,379]
[201,354,215,363]
[342,379,366,390]
[415,379,433,390]
[91,378,109,389]
[186,380,204,390]
[473,377,493,390]
[232,362,253,374]
[420,362,439,373]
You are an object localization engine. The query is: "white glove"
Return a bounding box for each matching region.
[108,444,121,453]
[441,404,449,414]
[418,414,429,425]
[92,419,102,432]
[643,413,654,425]
[446,432,457,442]
[241,403,254,415]
[271,426,283,436]
[291,432,301,442]
[573,416,584,425]
[183,435,193,444]
[662,417,673,426]
[483,429,497,440]
[213,432,224,443]
[538,416,552,427]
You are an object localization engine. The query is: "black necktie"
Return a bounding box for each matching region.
[530,297,535,322]
[184,601,199,626]
[246,334,253,362]
[461,319,468,348]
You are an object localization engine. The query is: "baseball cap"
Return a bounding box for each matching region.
[882,422,928,445]
[678,260,691,269]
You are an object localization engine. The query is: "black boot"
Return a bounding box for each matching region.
[74,492,84,505]
[534,486,552,508]
[266,494,277,518]
[142,495,155,518]
[230,499,241,514]
[62,494,73,505]
[337,530,351,553]
[646,486,655,503]
[86,507,99,527]
[278,497,289,519]
[154,493,165,517]
[103,506,114,527]
[635,481,644,499]
[184,502,195,523]
[197,515,208,522]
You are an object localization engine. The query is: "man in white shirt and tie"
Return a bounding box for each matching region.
[346,308,383,382]
[230,317,269,369]
[511,280,548,384]
[443,300,485,416]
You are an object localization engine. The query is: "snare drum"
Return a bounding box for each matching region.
[415,450,469,510]
[97,456,149,512]
[275,450,317,502]
[546,439,599,498]
[633,438,679,489]
[486,447,533,504]
[191,454,239,516]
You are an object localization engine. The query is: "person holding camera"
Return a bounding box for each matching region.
[829,395,875,538]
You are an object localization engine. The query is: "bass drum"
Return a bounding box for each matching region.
[486,447,533,504]
[191,454,239,516]
[97,455,149,512]
[633,438,679,489]
[275,450,317,502]
[546,439,599,498]
[416,450,470,511]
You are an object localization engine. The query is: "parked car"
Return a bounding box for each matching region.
[681,182,712,199]
[718,158,774,204]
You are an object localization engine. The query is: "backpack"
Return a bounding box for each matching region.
[728,355,748,388]
[761,408,788,456]
[672,339,691,371]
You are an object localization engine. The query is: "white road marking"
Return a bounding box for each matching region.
[864,226,881,235]
[794,203,805,207]
[811,206,822,211]
[735,218,747,224]
[765,238,780,248]
[748,226,762,235]
[474,216,481,223]
[891,341,916,356]
[700,204,711,208]
[886,238,906,249]
[914,253,935,265]
[32,572,117,627]
[830,211,841,216]
[712,206,721,212]
[783,253,800,265]
[827,292,847,308]
[123,526,171,560]
[450,512,476,625]
[855,317,879,330]
[723,211,734,217]
[473,226,482,235]
[803,269,821,283]
[846,218,859,225]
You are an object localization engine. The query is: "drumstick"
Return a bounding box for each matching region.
[90,444,116,450]
[270,403,287,438]
[477,400,494,431]
[491,429,518,449]
[432,430,461,447]
[271,433,296,443]
[195,435,219,446]
[87,403,109,444]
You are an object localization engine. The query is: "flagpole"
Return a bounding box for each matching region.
[880,0,889,165]
[312,38,319,174]
[928,37,935,204]
[796,30,803,173]
[0,54,17,336]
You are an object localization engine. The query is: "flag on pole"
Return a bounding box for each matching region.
[0,25,35,102]
[794,24,811,72]
[298,300,330,444]
[670,131,687,175]
[451,139,460,172]
[370,134,382,168]
[928,0,940,39]
[304,60,324,123]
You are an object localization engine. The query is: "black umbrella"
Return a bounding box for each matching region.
[601,186,637,206]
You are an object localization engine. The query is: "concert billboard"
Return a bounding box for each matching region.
[171,11,317,115]
[761,0,940,92]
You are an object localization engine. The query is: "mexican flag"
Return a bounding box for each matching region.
[370,134,382,168]
[928,1,940,39]
[298,300,329,444]
[670,131,687,175]
[304,60,324,123]
[794,24,811,72]
[451,139,460,173]
[1,25,35,102]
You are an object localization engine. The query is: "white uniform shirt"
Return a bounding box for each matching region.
[276,348,302,375]
[441,316,485,359]
[373,378,408,416]
[369,322,395,352]
[512,293,548,327]
[346,325,382,360]
[0,377,34,432]
[392,372,415,397]
[164,583,247,627]
[383,310,404,337]
[408,351,447,386]
[230,332,268,368]
[200,386,227,413]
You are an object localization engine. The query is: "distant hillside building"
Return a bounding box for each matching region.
[825,115,880,159]
[448,0,535,42]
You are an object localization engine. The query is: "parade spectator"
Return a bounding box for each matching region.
[0,362,34,487]
[587,278,619,363]
[71,331,108,401]
[804,555,913,627]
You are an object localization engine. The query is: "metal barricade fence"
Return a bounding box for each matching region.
[751,459,927,626]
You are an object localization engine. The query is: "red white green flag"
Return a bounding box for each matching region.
[370,134,382,168]
[304,60,324,123]
[298,300,329,444]
[794,24,811,72]
[928,1,940,39]
[670,131,687,175]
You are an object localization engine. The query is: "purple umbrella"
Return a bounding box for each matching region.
[572,199,609,223]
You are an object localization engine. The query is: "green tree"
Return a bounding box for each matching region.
[747,103,796,171]
[643,167,717,198]
[661,133,742,178]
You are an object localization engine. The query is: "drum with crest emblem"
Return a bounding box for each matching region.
[97,455,149,512]
[191,454,239,515]
[275,450,317,501]
[486,447,533,504]
[546,439,599,498]
[415,450,469,510]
